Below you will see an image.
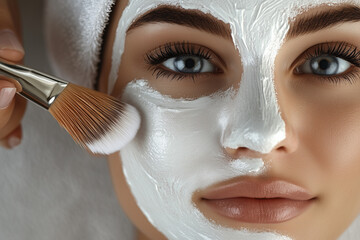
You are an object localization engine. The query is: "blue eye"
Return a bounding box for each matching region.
[296,54,351,76]
[162,55,215,74]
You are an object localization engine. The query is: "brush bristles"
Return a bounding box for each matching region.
[49,83,141,154]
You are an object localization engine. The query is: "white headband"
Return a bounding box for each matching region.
[44,0,115,89]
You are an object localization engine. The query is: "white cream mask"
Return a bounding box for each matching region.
[121,80,284,239]
[111,0,355,239]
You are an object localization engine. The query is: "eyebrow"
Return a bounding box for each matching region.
[127,5,360,41]
[287,5,360,38]
[127,6,232,39]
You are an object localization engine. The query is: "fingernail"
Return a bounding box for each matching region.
[0,87,16,109]
[0,29,24,55]
[8,135,20,148]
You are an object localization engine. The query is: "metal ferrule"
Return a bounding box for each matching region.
[0,61,68,109]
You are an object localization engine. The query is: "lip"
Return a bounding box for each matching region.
[200,179,316,224]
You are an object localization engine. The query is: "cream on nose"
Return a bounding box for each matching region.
[224,146,264,159]
[221,69,286,154]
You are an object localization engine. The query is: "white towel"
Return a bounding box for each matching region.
[44,0,115,89]
[0,1,136,239]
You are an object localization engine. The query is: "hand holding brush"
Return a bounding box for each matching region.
[0,0,27,149]
[0,0,140,154]
[0,59,141,154]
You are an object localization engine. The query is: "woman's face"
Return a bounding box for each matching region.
[99,1,360,239]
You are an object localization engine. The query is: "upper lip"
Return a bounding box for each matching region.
[201,178,315,201]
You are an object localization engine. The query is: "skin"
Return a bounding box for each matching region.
[100,3,167,239]
[0,0,358,239]
[98,1,360,240]
[0,0,27,149]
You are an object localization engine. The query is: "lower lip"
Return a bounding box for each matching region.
[203,197,314,224]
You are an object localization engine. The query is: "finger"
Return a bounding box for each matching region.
[0,80,16,129]
[0,0,24,62]
[0,124,21,149]
[0,93,26,140]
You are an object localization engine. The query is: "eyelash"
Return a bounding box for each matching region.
[145,41,360,85]
[145,42,215,81]
[300,42,360,84]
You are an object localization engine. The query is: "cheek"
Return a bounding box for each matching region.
[277,76,360,198]
[134,102,221,174]
[302,107,360,171]
[275,69,360,172]
[275,76,360,232]
[290,89,360,172]
[310,109,360,228]
[120,80,265,190]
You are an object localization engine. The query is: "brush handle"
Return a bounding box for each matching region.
[0,60,68,109]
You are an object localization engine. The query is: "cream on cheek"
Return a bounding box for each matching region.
[110,0,353,239]
[122,80,265,184]
[120,80,286,240]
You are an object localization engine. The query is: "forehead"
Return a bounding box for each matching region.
[125,0,353,27]
[125,0,353,55]
[107,0,354,93]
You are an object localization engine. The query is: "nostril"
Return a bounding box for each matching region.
[225,147,246,155]
[224,147,263,159]
[276,146,286,152]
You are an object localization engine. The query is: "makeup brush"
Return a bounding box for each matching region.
[0,60,140,155]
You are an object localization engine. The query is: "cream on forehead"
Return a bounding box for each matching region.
[109,0,355,152]
[111,0,355,239]
[108,0,355,93]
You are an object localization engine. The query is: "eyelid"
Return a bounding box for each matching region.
[291,42,360,71]
[290,42,360,85]
[145,41,227,71]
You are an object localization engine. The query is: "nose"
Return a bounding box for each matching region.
[221,68,289,154]
[222,119,286,154]
[224,123,298,159]
[224,146,263,159]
